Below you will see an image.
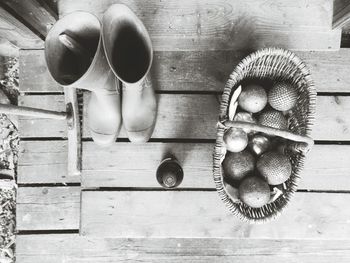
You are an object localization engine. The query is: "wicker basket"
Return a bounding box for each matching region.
[213,48,316,223]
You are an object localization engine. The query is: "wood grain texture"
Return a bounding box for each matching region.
[81,143,350,191]
[58,0,340,51]
[0,38,19,57]
[0,6,43,49]
[18,95,67,138]
[19,49,61,93]
[81,191,350,238]
[83,94,349,141]
[19,49,350,93]
[18,141,80,184]
[18,140,350,191]
[18,94,350,140]
[17,187,80,231]
[16,234,350,263]
[0,0,57,38]
[152,49,350,92]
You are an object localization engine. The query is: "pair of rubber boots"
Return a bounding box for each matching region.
[45,4,157,146]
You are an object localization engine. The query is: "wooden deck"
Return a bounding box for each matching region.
[15,0,350,262]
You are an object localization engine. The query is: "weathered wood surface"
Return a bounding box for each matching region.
[81,191,350,238]
[18,94,350,141]
[58,0,340,51]
[18,141,80,184]
[16,234,350,263]
[0,6,43,49]
[19,49,61,93]
[18,95,67,138]
[19,49,350,93]
[17,187,80,231]
[0,38,18,57]
[16,187,350,237]
[81,143,350,191]
[18,141,350,191]
[0,0,57,38]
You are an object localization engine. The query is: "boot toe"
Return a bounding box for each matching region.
[90,130,117,147]
[127,126,154,143]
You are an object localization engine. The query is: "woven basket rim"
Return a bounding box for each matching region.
[213,47,316,223]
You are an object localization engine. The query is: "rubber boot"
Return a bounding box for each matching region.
[102,4,157,143]
[45,11,122,146]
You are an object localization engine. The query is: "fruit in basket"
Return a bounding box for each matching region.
[258,110,288,130]
[249,134,271,156]
[233,111,257,133]
[224,183,240,202]
[257,151,292,185]
[222,150,255,181]
[238,84,267,113]
[268,82,298,111]
[233,112,256,123]
[239,176,271,208]
[223,128,248,152]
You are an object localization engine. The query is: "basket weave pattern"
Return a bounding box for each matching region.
[213,48,316,222]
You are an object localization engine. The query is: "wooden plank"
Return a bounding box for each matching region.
[82,94,350,141]
[0,0,57,38]
[19,48,350,93]
[18,95,67,138]
[16,187,350,236]
[19,49,61,93]
[82,143,350,191]
[301,49,350,93]
[153,49,350,92]
[81,191,350,238]
[18,141,80,184]
[0,38,19,57]
[17,139,350,191]
[19,94,350,140]
[17,187,80,231]
[16,234,350,263]
[58,0,340,51]
[0,6,43,49]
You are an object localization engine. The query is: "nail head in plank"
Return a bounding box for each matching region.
[16,234,350,262]
[81,191,350,238]
[17,187,80,231]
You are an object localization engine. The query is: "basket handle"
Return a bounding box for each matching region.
[223,120,314,154]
